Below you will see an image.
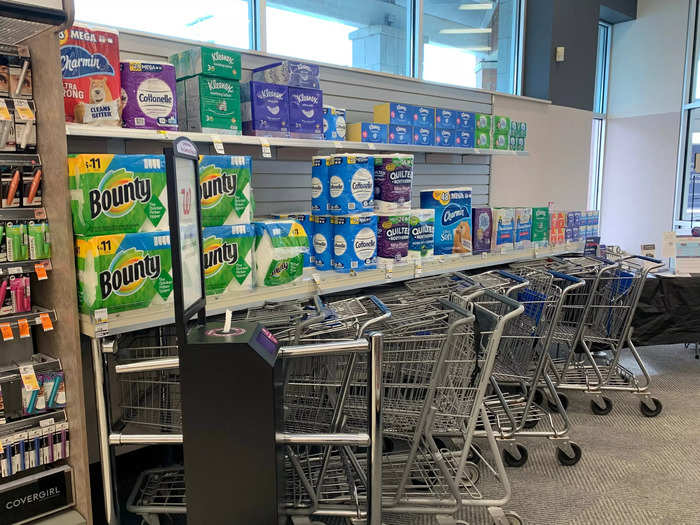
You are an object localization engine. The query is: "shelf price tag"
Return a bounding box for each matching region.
[414,260,422,277]
[260,138,272,158]
[34,263,48,280]
[17,318,30,338]
[481,252,488,260]
[8,267,22,275]
[384,263,393,280]
[333,141,343,149]
[312,273,321,287]
[211,134,225,154]
[34,208,47,220]
[19,364,39,391]
[38,313,53,332]
[367,143,376,150]
[0,323,12,341]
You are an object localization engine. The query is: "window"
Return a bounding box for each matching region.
[588,22,611,211]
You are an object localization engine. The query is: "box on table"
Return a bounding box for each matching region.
[181,75,241,135]
[241,81,289,137]
[346,122,387,143]
[170,46,241,80]
[251,60,320,89]
[373,102,415,126]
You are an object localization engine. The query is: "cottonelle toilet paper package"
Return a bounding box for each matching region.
[377,215,409,263]
[331,214,377,273]
[311,215,332,271]
[253,219,308,287]
[408,209,434,259]
[419,188,472,255]
[373,154,414,213]
[75,232,173,314]
[68,154,168,235]
[311,156,330,213]
[328,154,374,215]
[120,61,178,131]
[199,155,253,226]
[202,224,254,295]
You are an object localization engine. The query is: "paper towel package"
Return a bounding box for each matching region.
[373,102,415,126]
[531,207,549,247]
[377,215,409,263]
[515,207,532,249]
[170,47,241,80]
[252,60,320,89]
[323,106,346,140]
[413,106,435,128]
[388,125,411,144]
[253,219,308,286]
[199,155,253,227]
[75,232,173,314]
[331,214,377,273]
[202,224,255,295]
[241,81,289,137]
[346,122,388,143]
[492,208,515,252]
[373,154,413,213]
[435,129,455,147]
[472,207,492,254]
[408,209,434,258]
[419,188,472,255]
[413,126,434,146]
[120,61,178,131]
[455,130,475,148]
[182,75,241,135]
[457,112,475,131]
[311,155,331,213]
[271,213,312,267]
[311,215,332,271]
[328,154,374,215]
[435,108,457,129]
[68,154,168,235]
[289,86,323,138]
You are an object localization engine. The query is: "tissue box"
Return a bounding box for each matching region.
[182,75,241,135]
[475,113,492,131]
[457,111,476,131]
[241,81,289,137]
[120,61,178,131]
[494,116,511,133]
[289,87,323,138]
[346,122,387,143]
[419,187,472,255]
[252,60,320,89]
[492,208,515,252]
[170,46,241,80]
[75,232,173,314]
[517,137,526,151]
[475,130,491,149]
[435,108,457,129]
[493,132,509,150]
[388,125,411,144]
[202,224,255,294]
[435,129,455,147]
[199,155,253,226]
[373,102,415,126]
[413,106,435,128]
[531,207,549,246]
[472,207,492,254]
[455,130,475,148]
[413,126,434,146]
[323,106,346,140]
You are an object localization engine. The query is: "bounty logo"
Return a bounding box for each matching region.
[99,249,161,298]
[89,169,152,219]
[200,166,237,209]
[442,204,468,226]
[271,260,289,278]
[203,237,238,277]
[60,45,115,78]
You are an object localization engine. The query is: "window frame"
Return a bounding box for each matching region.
[588,21,611,212]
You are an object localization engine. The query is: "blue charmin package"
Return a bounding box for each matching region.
[328,154,374,215]
[331,214,377,272]
[419,188,472,255]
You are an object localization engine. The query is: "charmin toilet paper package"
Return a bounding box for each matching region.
[331,214,377,273]
[120,61,178,131]
[311,156,330,213]
[373,154,413,213]
[472,207,492,255]
[311,215,332,271]
[199,155,252,226]
[531,207,549,247]
[68,154,168,235]
[492,208,515,253]
[271,213,312,267]
[253,220,307,287]
[202,224,254,295]
[515,207,532,249]
[419,188,472,255]
[75,232,173,314]
[408,209,434,258]
[328,154,374,215]
[377,215,409,263]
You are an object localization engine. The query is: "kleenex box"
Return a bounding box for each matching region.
[413,126,434,146]
[374,102,415,126]
[323,106,346,140]
[455,130,474,148]
[289,86,323,138]
[457,111,476,131]
[241,81,289,137]
[389,125,411,144]
[170,46,241,80]
[347,122,388,143]
[413,106,435,128]
[252,60,320,89]
[435,129,455,147]
[435,108,457,129]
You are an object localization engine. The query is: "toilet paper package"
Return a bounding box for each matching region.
[199,155,253,226]
[328,154,374,214]
[408,209,435,258]
[373,154,413,213]
[435,129,455,147]
[549,211,566,246]
[494,116,511,133]
[457,112,475,131]
[377,215,409,263]
[531,207,549,247]
[413,126,434,146]
[253,219,307,287]
[311,156,330,213]
[289,87,323,138]
[514,207,532,249]
[170,47,241,80]
[271,213,312,267]
[455,130,475,148]
[388,125,411,145]
[413,106,435,128]
[472,207,492,255]
[75,232,173,314]
[373,102,415,126]
[311,215,333,271]
[419,188,472,255]
[475,130,491,149]
[68,154,168,235]
[492,208,515,253]
[493,132,509,150]
[323,106,346,140]
[346,123,387,143]
[241,81,289,137]
[252,60,320,88]
[202,224,255,295]
[183,75,241,135]
[120,61,178,131]
[435,108,457,129]
[331,214,377,273]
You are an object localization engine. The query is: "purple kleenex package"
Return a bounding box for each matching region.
[388,125,411,144]
[472,207,492,254]
[289,86,323,138]
[413,126,434,146]
[252,60,321,89]
[120,61,178,130]
[435,129,455,147]
[241,81,289,136]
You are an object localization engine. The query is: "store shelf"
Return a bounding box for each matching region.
[66,124,529,157]
[0,207,47,220]
[0,306,56,332]
[0,153,41,166]
[0,2,68,46]
[0,259,51,275]
[80,243,582,337]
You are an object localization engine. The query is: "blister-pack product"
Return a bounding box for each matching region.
[331,214,377,273]
[120,61,178,131]
[328,154,374,215]
[419,188,472,255]
[253,220,307,287]
[28,221,50,260]
[311,215,332,271]
[408,209,434,259]
[202,224,255,295]
[373,154,413,213]
[199,155,252,226]
[377,215,409,263]
[6,221,28,261]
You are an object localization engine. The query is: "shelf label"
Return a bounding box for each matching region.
[94,308,109,338]
[0,323,12,341]
[312,273,321,286]
[35,263,48,280]
[414,260,422,277]
[333,141,343,149]
[34,208,47,220]
[481,252,487,260]
[17,318,30,338]
[19,364,39,391]
[384,263,393,280]
[39,418,55,428]
[157,130,168,137]
[0,99,10,122]
[260,138,272,158]
[8,266,22,275]
[211,134,225,154]
[39,313,53,332]
[367,143,376,150]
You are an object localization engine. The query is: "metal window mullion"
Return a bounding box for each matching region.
[412,0,424,79]
[251,0,267,52]
[601,21,612,115]
[515,0,527,95]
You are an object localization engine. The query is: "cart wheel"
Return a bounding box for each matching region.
[533,388,545,406]
[523,416,539,429]
[590,396,613,415]
[502,444,528,467]
[557,442,582,466]
[505,511,524,525]
[383,436,395,453]
[548,392,569,413]
[640,397,663,417]
[467,443,482,465]
[463,461,481,485]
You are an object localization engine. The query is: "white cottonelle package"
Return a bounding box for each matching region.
[408,209,435,258]
[253,219,308,286]
[311,156,330,214]
[331,214,377,273]
[328,154,374,215]
[311,215,332,271]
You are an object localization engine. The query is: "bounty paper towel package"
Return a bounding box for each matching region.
[472,207,492,255]
[323,106,346,140]
[331,214,377,273]
[435,129,455,147]
[347,123,387,143]
[241,81,289,137]
[373,102,415,126]
[455,130,474,148]
[377,215,409,263]
[120,61,178,131]
[413,106,435,127]
[199,155,252,226]
[435,109,457,129]
[492,208,515,253]
[408,209,434,259]
[373,154,413,213]
[271,213,312,267]
[68,154,168,235]
[420,188,472,255]
[252,60,320,89]
[311,156,330,213]
[170,47,241,80]
[514,207,532,249]
[328,154,374,214]
[289,87,323,138]
[388,125,411,145]
[202,224,254,295]
[183,75,241,135]
[413,126,434,146]
[311,215,332,271]
[75,232,173,314]
[253,220,307,287]
[531,207,549,247]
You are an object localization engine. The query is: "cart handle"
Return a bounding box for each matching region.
[453,271,477,284]
[438,297,475,318]
[547,269,583,284]
[368,295,390,315]
[496,269,527,283]
[593,255,618,265]
[631,254,664,264]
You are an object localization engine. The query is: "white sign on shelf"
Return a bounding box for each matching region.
[260,138,272,158]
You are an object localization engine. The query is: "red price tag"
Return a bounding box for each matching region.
[0,323,13,341]
[39,313,53,332]
[35,263,48,280]
[17,318,30,338]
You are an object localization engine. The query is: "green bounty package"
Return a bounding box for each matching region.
[202,225,255,295]
[69,154,168,235]
[199,155,253,226]
[75,232,173,314]
[253,220,308,287]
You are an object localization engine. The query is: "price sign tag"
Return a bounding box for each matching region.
[481,252,488,260]
[312,273,321,286]
[39,418,55,428]
[34,208,47,220]
[12,99,35,121]
[367,143,376,150]
[333,141,343,149]
[39,313,53,332]
[260,138,272,158]
[35,263,48,280]
[8,267,22,275]
[0,323,12,341]
[414,260,422,277]
[157,130,168,138]
[211,134,225,154]
[385,263,393,280]
[17,318,30,338]
[94,308,108,337]
[19,364,39,391]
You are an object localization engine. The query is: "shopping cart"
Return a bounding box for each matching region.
[126,466,186,525]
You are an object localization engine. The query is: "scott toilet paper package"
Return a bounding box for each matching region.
[120,61,178,131]
[373,154,414,214]
[328,154,374,215]
[199,155,253,226]
[377,215,409,263]
[202,224,254,295]
[311,156,330,213]
[515,207,532,249]
[419,188,472,255]
[311,215,332,271]
[75,232,173,314]
[408,209,434,259]
[253,220,308,287]
[331,214,377,273]
[271,213,312,267]
[492,208,515,252]
[68,154,168,235]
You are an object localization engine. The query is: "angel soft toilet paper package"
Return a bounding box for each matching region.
[253,220,308,287]
[419,188,472,255]
[68,154,168,235]
[328,154,374,215]
[202,224,254,295]
[311,215,332,271]
[408,209,434,258]
[377,215,409,263]
[75,231,173,314]
[199,155,253,226]
[331,214,377,273]
[312,155,330,213]
[373,154,413,213]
